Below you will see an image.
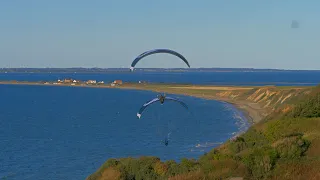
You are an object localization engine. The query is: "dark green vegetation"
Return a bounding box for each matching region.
[87,86,320,180]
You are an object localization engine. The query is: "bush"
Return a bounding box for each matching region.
[275,136,310,159]
[286,91,320,118]
[105,158,119,167]
[180,158,199,172]
[242,147,279,179]
[229,137,247,154]
[154,162,168,176]
[107,156,162,180]
[164,160,184,177]
[241,128,269,148]
[168,170,205,180]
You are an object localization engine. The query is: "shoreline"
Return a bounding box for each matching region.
[0,81,264,125]
[117,86,264,124]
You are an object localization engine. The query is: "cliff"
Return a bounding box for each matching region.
[119,84,311,122]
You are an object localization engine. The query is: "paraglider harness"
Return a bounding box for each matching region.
[157,93,166,104]
[164,139,169,146]
[162,137,169,146]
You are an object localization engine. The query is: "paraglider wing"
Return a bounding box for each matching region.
[137,98,160,119]
[165,97,188,110]
[130,49,190,71]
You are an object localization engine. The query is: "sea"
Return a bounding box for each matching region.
[1,71,319,180]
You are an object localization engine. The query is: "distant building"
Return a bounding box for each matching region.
[111,80,123,87]
[86,80,97,84]
[98,81,104,84]
[64,78,73,83]
[138,81,147,84]
[73,80,80,83]
[113,80,123,85]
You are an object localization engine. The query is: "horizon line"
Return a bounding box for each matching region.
[0,67,320,71]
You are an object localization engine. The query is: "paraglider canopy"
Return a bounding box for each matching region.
[130,49,190,71]
[136,94,188,119]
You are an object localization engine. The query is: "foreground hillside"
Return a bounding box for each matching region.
[87,85,320,180]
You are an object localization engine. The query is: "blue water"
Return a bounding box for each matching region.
[1,71,320,86]
[0,84,248,180]
[1,71,318,179]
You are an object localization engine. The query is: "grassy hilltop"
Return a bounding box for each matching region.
[84,84,319,179]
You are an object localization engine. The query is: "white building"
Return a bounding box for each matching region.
[86,80,97,84]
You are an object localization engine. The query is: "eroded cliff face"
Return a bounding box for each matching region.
[214,86,311,111]
[121,84,312,120]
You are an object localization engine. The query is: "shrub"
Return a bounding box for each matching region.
[241,128,269,148]
[275,136,310,159]
[180,158,199,172]
[154,162,168,176]
[242,147,279,179]
[165,160,184,177]
[229,137,247,154]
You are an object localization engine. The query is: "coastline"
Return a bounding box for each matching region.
[0,81,264,125]
[6,80,307,179]
[117,85,264,124]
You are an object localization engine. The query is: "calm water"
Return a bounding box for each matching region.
[1,71,320,86]
[1,71,318,180]
[0,84,248,180]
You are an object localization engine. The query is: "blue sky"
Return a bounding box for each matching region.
[0,0,319,69]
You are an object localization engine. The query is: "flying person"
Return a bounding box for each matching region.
[162,138,169,146]
[130,49,190,71]
[161,132,171,146]
[136,94,188,119]
[158,94,166,104]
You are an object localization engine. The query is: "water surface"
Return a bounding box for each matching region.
[0,84,247,179]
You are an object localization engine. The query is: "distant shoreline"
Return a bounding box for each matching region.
[1,67,320,74]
